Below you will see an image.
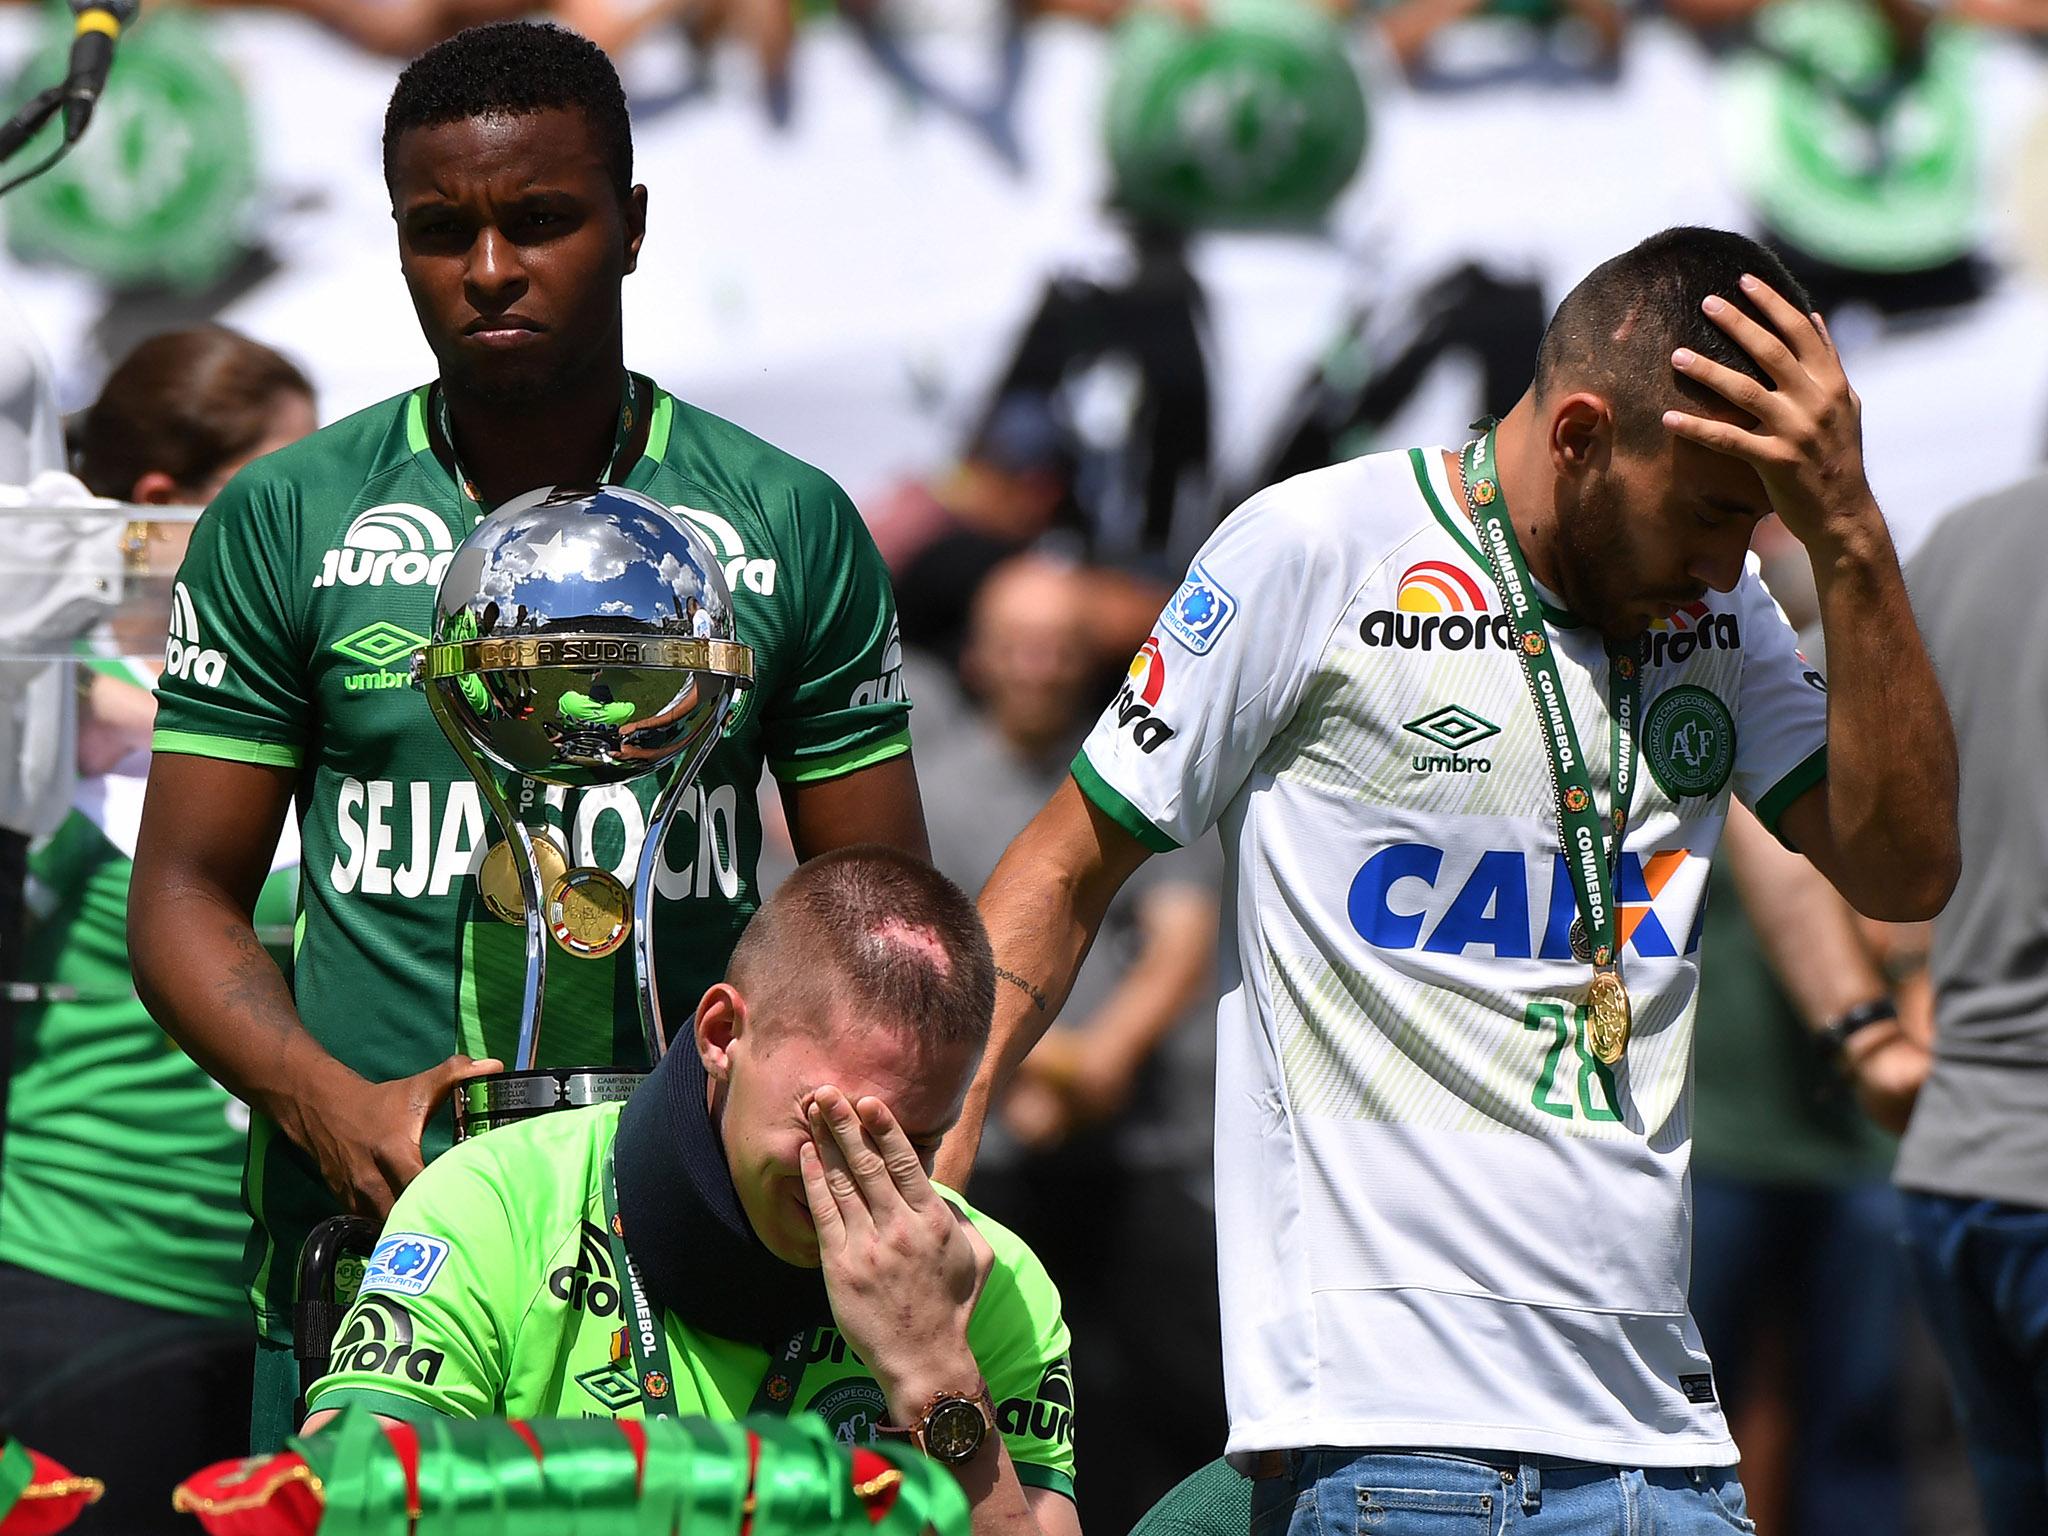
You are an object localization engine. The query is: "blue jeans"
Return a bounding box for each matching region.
[1247,1450,1754,1536]
[1687,1173,1907,1536]
[1899,1190,2048,1532]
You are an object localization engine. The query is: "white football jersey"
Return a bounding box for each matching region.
[1075,446,1828,1465]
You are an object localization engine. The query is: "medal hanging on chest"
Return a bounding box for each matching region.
[1459,429,1643,1065]
[441,374,646,960]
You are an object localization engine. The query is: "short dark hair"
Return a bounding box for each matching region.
[77,326,312,499]
[1534,227,1814,451]
[729,847,996,1053]
[382,22,633,203]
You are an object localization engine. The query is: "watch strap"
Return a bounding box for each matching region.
[1818,996,1899,1059]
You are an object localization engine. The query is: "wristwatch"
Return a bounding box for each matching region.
[883,1382,998,1466]
[1818,997,1898,1060]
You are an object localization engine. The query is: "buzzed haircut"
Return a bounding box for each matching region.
[1534,227,1814,451]
[728,847,997,1052]
[382,22,633,203]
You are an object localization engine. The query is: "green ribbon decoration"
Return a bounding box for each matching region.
[410,1418,508,1536]
[863,1440,973,1536]
[289,1406,971,1536]
[0,1437,34,1526]
[633,1418,696,1536]
[525,1420,644,1536]
[671,1418,753,1536]
[290,1408,412,1536]
[472,1421,554,1536]
[746,1418,848,1536]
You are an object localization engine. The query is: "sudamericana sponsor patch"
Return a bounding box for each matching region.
[360,1232,452,1297]
[1160,563,1237,655]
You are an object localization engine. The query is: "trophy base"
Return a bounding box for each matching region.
[454,1068,646,1141]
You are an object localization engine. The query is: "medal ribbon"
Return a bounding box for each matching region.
[1458,429,1642,976]
[603,1149,812,1423]
[603,1147,684,1420]
[432,370,642,519]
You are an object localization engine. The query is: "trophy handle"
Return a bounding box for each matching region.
[423,678,551,1072]
[631,688,740,1064]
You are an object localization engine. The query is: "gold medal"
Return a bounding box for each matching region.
[1587,969,1632,1064]
[547,867,632,959]
[478,830,569,925]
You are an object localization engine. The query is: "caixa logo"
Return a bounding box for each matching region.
[313,505,456,589]
[1347,843,1702,958]
[164,581,227,685]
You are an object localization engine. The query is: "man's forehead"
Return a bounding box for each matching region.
[773,1013,973,1130]
[390,108,604,188]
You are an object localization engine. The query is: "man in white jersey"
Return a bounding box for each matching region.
[937,227,1958,1532]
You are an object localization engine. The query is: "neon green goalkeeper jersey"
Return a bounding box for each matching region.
[304,1104,1077,1501]
[151,377,913,1341]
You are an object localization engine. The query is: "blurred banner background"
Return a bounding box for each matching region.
[1,0,2042,570]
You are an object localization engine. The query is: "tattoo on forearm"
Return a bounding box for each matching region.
[216,920,298,1039]
[994,966,1049,1013]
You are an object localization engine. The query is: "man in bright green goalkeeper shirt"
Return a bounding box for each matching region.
[130,22,927,1450]
[304,850,1081,1536]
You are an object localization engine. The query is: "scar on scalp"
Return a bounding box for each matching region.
[868,917,952,975]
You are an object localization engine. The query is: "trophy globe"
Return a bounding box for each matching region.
[415,484,753,1137]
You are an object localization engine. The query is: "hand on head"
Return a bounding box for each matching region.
[1662,275,1874,550]
[799,1084,992,1405]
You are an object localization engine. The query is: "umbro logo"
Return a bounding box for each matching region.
[1404,703,1499,775]
[334,621,427,696]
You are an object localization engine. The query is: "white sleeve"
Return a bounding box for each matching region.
[1731,556,1830,840]
[1073,482,1347,849]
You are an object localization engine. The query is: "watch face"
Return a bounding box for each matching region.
[924,1398,989,1464]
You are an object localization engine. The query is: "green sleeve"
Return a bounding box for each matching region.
[303,1140,518,1421]
[149,462,310,766]
[958,1201,1078,1500]
[761,471,913,783]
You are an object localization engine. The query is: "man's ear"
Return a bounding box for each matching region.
[1547,391,1614,480]
[130,470,182,506]
[695,982,746,1083]
[622,184,648,276]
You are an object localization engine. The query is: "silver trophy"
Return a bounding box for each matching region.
[414,484,753,1139]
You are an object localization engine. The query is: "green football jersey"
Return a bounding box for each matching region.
[304,1104,1077,1501]
[1,660,300,1319]
[151,378,912,1340]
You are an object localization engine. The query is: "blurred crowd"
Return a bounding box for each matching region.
[2,0,2046,1532]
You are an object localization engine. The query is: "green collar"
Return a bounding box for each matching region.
[1407,447,1582,629]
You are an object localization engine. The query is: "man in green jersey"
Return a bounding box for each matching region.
[305,849,1080,1536]
[2,325,316,1534]
[130,22,927,1449]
